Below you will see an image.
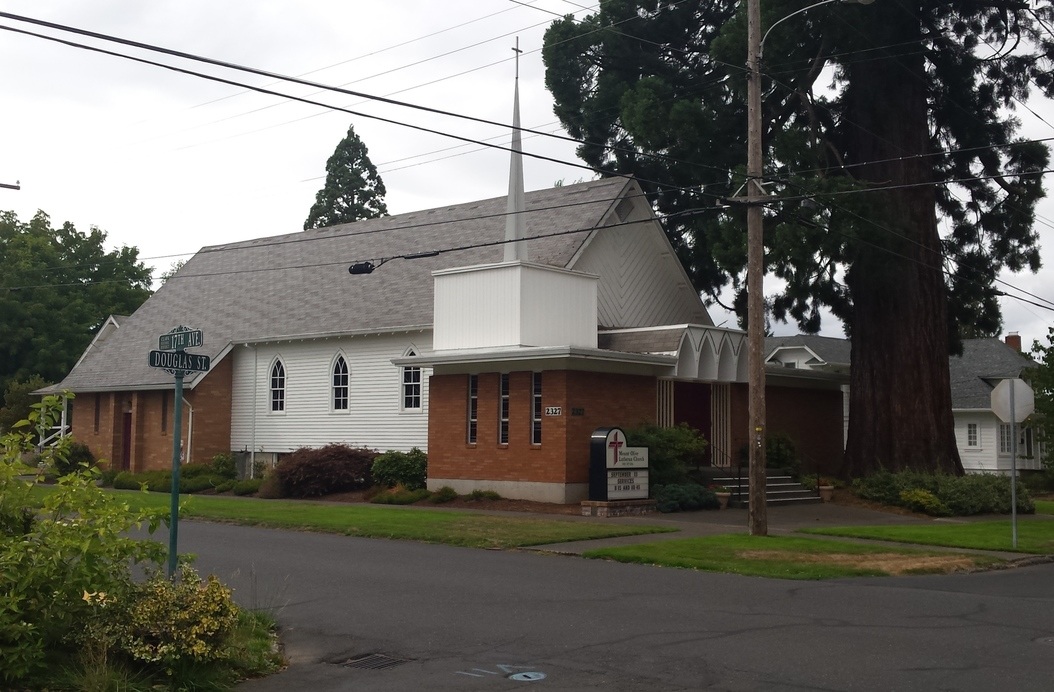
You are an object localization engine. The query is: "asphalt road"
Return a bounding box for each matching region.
[176,520,1054,691]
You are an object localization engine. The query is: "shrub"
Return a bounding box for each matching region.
[182,475,218,494]
[181,462,216,479]
[371,447,427,490]
[430,486,458,503]
[937,474,1034,515]
[273,444,376,498]
[0,394,169,685]
[98,467,120,487]
[119,565,239,667]
[624,423,707,487]
[233,478,263,496]
[899,488,952,516]
[468,489,502,501]
[370,486,431,505]
[854,469,1034,516]
[653,483,719,513]
[53,441,96,476]
[210,452,237,480]
[256,474,285,499]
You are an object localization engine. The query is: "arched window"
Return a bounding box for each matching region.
[270,360,286,412]
[402,348,421,411]
[332,355,349,410]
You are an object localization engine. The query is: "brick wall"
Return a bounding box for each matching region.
[67,355,234,472]
[428,369,656,487]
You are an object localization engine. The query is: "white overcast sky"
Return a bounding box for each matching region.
[1,1,1051,347]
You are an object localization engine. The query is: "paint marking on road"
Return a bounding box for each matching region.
[455,663,547,681]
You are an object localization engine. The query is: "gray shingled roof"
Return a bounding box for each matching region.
[50,178,633,392]
[598,328,686,354]
[763,335,1037,410]
[949,338,1038,409]
[764,334,851,366]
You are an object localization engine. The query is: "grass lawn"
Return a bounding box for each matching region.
[1036,500,1054,515]
[37,487,675,549]
[583,534,1002,579]
[802,516,1054,554]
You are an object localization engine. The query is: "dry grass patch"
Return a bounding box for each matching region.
[584,534,1003,579]
[738,550,979,575]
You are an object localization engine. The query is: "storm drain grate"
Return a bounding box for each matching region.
[340,653,411,671]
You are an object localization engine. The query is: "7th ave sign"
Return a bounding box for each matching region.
[147,350,211,373]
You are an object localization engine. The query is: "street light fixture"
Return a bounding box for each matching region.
[745,0,874,535]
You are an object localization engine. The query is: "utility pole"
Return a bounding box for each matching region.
[746,0,768,536]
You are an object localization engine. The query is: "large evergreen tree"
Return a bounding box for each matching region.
[0,211,153,393]
[304,124,388,230]
[543,0,1052,477]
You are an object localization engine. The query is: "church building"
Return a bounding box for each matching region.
[45,72,845,502]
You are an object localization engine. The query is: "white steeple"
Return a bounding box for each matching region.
[503,38,528,263]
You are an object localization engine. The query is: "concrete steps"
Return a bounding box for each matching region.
[711,471,821,507]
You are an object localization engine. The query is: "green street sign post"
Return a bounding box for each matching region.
[148,326,211,578]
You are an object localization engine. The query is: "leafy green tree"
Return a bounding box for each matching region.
[303,124,388,229]
[1027,328,1054,465]
[0,211,152,393]
[158,258,186,284]
[543,0,1052,477]
[0,375,50,435]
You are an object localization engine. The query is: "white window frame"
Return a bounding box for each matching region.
[332,354,349,412]
[269,359,286,413]
[531,372,542,445]
[998,423,1012,454]
[467,374,478,444]
[966,422,978,447]
[498,373,510,445]
[401,348,422,412]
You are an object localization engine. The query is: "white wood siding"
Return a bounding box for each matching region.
[955,412,999,472]
[571,217,711,328]
[433,263,597,350]
[231,333,431,454]
[955,411,1043,473]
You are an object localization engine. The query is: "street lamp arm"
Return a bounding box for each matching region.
[759,0,874,61]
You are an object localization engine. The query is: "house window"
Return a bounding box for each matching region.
[467,374,478,444]
[966,423,977,447]
[402,350,421,410]
[999,423,1012,454]
[499,373,510,444]
[531,372,542,445]
[270,360,286,412]
[332,355,349,410]
[93,393,101,433]
[161,393,168,433]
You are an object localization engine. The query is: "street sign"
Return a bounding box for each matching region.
[158,328,203,351]
[148,350,211,373]
[991,378,1034,423]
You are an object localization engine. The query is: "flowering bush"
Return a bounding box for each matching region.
[120,564,240,665]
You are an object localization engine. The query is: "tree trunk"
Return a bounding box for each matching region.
[840,4,964,477]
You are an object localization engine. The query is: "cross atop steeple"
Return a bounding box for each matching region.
[503,36,527,263]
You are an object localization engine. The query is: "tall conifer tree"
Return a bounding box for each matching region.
[304,125,388,230]
[543,0,1053,476]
